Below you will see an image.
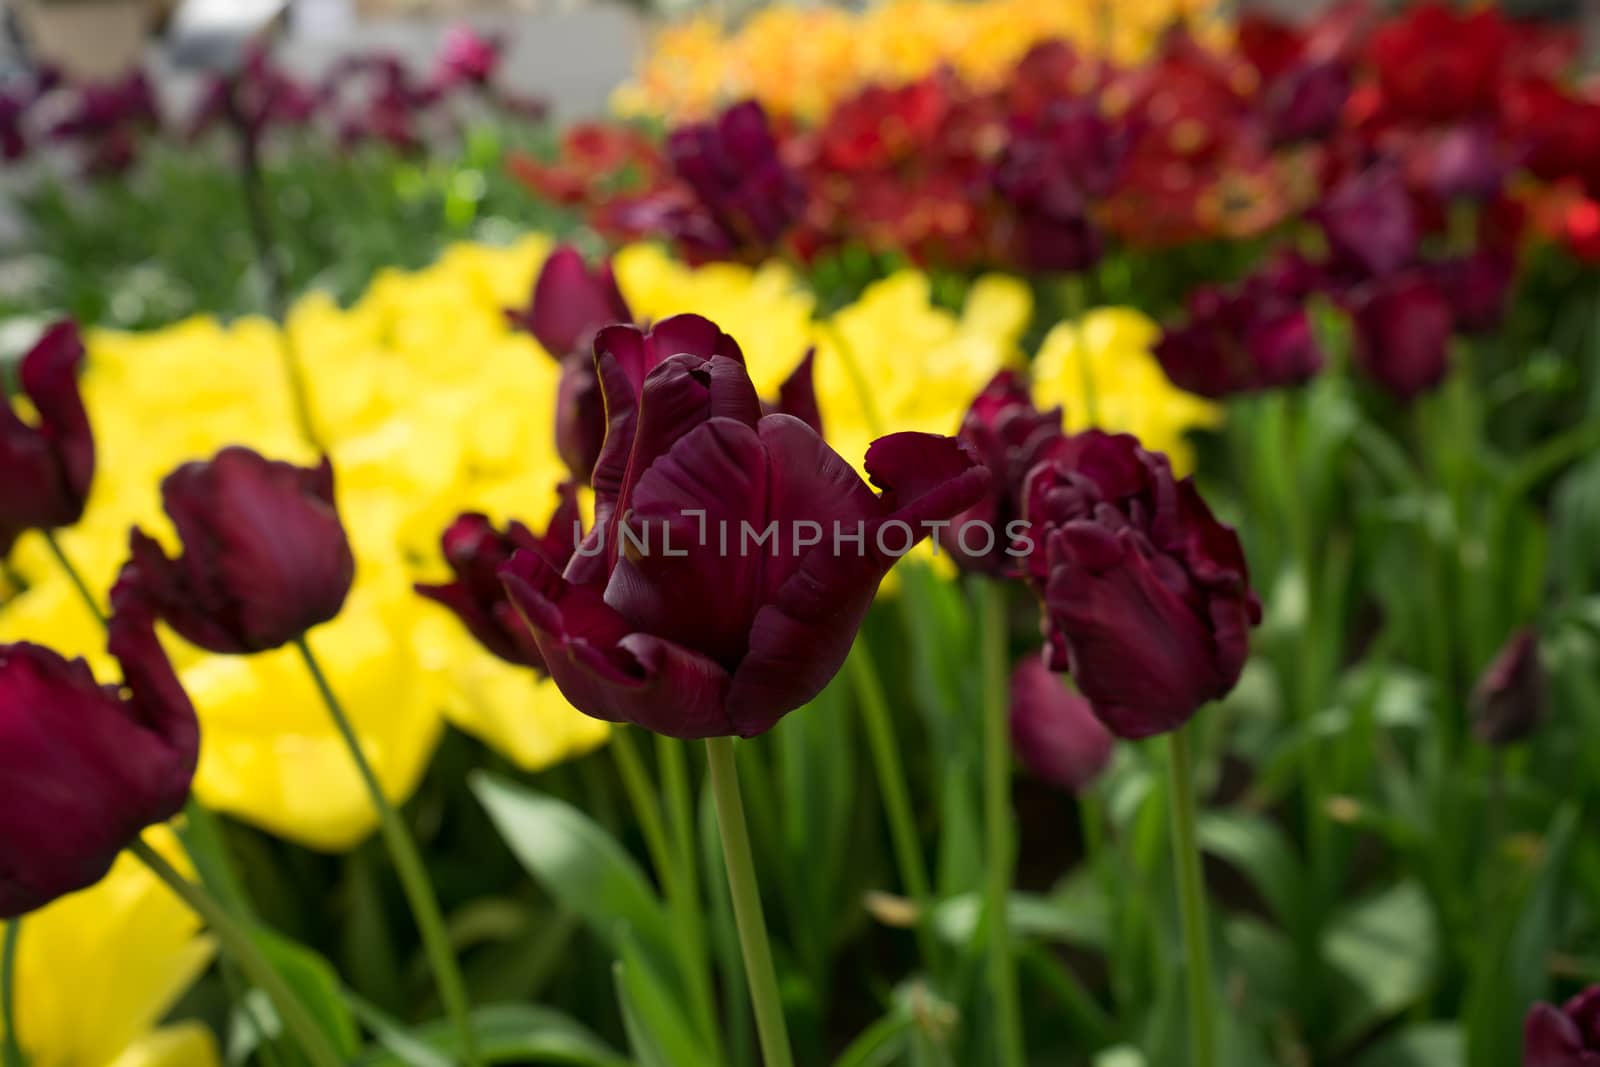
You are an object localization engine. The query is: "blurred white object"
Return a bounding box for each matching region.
[167,0,287,69]
[290,0,356,40]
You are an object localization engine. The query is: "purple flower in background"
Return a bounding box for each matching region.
[1526,986,1600,1066]
[1010,654,1114,790]
[1431,250,1516,335]
[993,100,1127,272]
[0,322,94,557]
[1314,165,1419,277]
[1263,59,1350,144]
[434,25,503,91]
[1351,272,1455,401]
[665,100,806,261]
[1471,627,1545,747]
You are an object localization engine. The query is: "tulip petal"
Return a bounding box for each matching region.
[502,550,733,738]
[768,347,823,436]
[524,245,632,357]
[18,321,92,510]
[1525,1003,1596,1067]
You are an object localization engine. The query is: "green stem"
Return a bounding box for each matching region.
[1062,274,1099,427]
[612,730,722,1061]
[127,838,343,1067]
[704,737,794,1067]
[39,530,105,627]
[294,636,480,1067]
[1,921,22,1067]
[1166,727,1216,1067]
[977,579,1025,1067]
[848,643,940,971]
[824,321,885,437]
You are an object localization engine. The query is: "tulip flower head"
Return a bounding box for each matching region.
[126,447,355,654]
[0,586,198,918]
[1314,166,1419,279]
[1526,985,1600,1066]
[1351,272,1455,402]
[500,314,989,739]
[1023,430,1260,739]
[947,370,1064,575]
[0,321,94,557]
[665,100,806,262]
[1010,654,1113,791]
[417,483,581,670]
[1472,627,1546,747]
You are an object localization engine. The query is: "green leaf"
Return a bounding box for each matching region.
[1198,811,1306,931]
[1322,880,1438,1048]
[932,890,1106,951]
[250,926,362,1058]
[471,773,675,970]
[612,927,714,1067]
[1350,1023,1463,1067]
[833,1013,913,1067]
[355,1003,627,1067]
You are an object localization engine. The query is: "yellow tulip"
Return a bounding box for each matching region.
[1030,307,1224,474]
[0,829,218,1067]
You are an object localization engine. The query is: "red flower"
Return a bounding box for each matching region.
[0,322,93,557]
[1023,431,1260,739]
[500,317,988,738]
[417,484,581,669]
[1366,3,1512,123]
[0,588,198,918]
[1010,654,1113,791]
[126,448,355,654]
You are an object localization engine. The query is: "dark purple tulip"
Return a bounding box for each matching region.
[1472,627,1545,747]
[1022,431,1260,739]
[0,91,27,160]
[666,100,805,258]
[944,370,1063,574]
[1314,166,1419,277]
[763,348,825,438]
[1351,273,1455,402]
[416,483,581,669]
[1431,250,1516,335]
[1526,986,1600,1066]
[0,584,198,918]
[993,101,1125,272]
[1264,59,1350,144]
[1010,654,1113,791]
[1155,285,1323,398]
[0,322,93,557]
[125,448,355,654]
[505,245,633,360]
[499,316,989,739]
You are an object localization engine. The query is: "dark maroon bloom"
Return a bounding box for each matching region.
[1022,431,1260,739]
[994,101,1126,273]
[1010,654,1113,791]
[1156,278,1324,399]
[125,448,355,654]
[0,586,198,918]
[48,70,159,141]
[0,322,93,557]
[1314,166,1418,278]
[433,25,502,90]
[499,315,989,739]
[666,100,805,260]
[1471,628,1545,747]
[762,348,825,438]
[1351,273,1455,402]
[0,90,27,160]
[188,46,316,144]
[1263,59,1350,145]
[944,371,1063,575]
[1431,250,1516,335]
[1526,986,1600,1066]
[417,484,580,669]
[505,245,632,360]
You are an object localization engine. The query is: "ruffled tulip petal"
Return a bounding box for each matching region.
[503,551,734,738]
[522,245,632,358]
[1525,1003,1599,1067]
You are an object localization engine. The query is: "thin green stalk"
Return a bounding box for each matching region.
[1166,727,1216,1067]
[848,643,940,971]
[824,321,885,436]
[705,737,794,1067]
[39,530,105,627]
[1,921,22,1067]
[611,730,722,1061]
[127,838,343,1067]
[977,579,1024,1067]
[294,636,480,1067]
[1061,274,1099,427]
[658,737,711,988]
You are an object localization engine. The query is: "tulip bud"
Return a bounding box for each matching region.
[1525,985,1600,1067]
[500,315,989,739]
[1351,272,1455,402]
[0,321,94,556]
[417,483,581,669]
[125,447,355,654]
[0,584,198,917]
[1022,430,1260,739]
[1471,628,1545,747]
[946,371,1063,575]
[1010,654,1113,791]
[1431,250,1516,335]
[505,245,632,361]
